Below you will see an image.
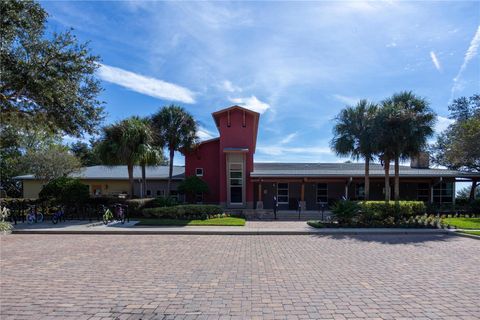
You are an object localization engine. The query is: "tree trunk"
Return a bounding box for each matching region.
[141,163,146,198]
[364,158,370,201]
[127,163,134,199]
[384,156,391,202]
[469,180,478,202]
[167,148,174,197]
[394,156,400,201]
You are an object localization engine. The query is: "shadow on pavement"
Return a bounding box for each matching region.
[313,233,456,245]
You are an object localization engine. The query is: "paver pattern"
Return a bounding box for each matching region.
[1,234,479,320]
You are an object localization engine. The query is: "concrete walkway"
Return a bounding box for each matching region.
[8,219,462,235]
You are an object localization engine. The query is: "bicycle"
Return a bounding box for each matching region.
[51,207,65,224]
[114,203,126,224]
[26,205,44,224]
[101,205,114,225]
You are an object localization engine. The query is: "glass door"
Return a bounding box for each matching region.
[229,163,243,204]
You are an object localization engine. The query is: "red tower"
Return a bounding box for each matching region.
[184,106,259,208]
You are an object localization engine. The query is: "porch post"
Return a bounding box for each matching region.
[256,181,264,209]
[299,180,306,211]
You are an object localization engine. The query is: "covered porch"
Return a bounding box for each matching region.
[252,177,458,210]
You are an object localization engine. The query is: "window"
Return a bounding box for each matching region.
[277,183,289,204]
[317,183,328,203]
[156,190,165,197]
[417,183,430,202]
[355,183,364,200]
[433,182,453,203]
[229,163,243,204]
[196,168,203,176]
[146,189,151,196]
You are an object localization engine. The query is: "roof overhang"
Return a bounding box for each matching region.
[224,147,249,153]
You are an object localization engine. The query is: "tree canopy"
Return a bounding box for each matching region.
[431,94,480,172]
[96,116,157,197]
[151,105,198,195]
[1,0,104,137]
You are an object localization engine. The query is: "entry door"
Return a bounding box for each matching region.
[229,162,244,205]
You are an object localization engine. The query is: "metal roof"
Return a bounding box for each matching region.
[14,165,185,180]
[251,163,480,179]
[14,163,479,181]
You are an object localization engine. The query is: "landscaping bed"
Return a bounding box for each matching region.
[136,217,245,226]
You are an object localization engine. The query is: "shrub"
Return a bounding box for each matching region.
[143,204,223,220]
[332,200,360,225]
[0,207,12,233]
[178,176,209,203]
[39,177,89,206]
[146,196,178,208]
[359,201,426,221]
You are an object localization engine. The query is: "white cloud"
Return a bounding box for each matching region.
[229,96,271,114]
[386,42,397,48]
[97,64,196,103]
[197,126,216,141]
[435,116,454,134]
[279,132,298,145]
[221,80,242,93]
[451,25,480,99]
[333,94,360,106]
[429,51,442,71]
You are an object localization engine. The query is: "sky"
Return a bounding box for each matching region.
[42,1,480,168]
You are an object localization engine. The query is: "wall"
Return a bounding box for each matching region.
[22,180,46,199]
[184,139,220,204]
[217,109,257,208]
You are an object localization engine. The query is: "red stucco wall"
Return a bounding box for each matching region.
[184,139,220,204]
[184,106,258,207]
[217,109,256,206]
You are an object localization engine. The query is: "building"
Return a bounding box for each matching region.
[183,105,479,210]
[16,105,480,207]
[15,165,185,200]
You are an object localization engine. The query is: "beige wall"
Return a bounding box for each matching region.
[22,180,47,199]
[21,179,131,199]
[83,180,130,196]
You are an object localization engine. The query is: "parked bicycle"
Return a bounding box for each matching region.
[51,206,65,224]
[26,205,44,224]
[114,203,127,224]
[101,204,126,225]
[101,205,114,225]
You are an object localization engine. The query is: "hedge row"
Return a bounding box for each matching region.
[143,205,224,220]
[359,201,426,218]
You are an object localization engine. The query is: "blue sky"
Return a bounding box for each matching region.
[43,1,480,166]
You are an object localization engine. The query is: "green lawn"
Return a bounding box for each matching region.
[459,231,480,236]
[136,217,245,226]
[442,218,480,230]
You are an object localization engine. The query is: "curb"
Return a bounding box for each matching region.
[11,229,451,236]
[450,231,480,240]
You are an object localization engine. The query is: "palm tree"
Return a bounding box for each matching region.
[331,100,378,200]
[138,143,165,197]
[96,116,156,198]
[383,91,436,201]
[151,105,198,196]
[374,104,401,201]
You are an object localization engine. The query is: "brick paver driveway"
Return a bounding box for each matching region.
[1,234,479,320]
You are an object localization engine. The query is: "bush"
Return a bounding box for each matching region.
[143,204,223,220]
[331,200,360,225]
[39,177,89,206]
[359,201,426,221]
[146,196,178,208]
